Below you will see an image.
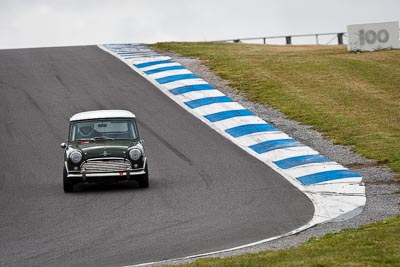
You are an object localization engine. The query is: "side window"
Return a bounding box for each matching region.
[70,124,77,141]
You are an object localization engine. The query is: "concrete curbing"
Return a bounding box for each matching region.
[98,43,366,265]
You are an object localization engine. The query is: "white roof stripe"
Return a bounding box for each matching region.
[70,110,135,121]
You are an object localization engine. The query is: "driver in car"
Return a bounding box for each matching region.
[78,122,98,139]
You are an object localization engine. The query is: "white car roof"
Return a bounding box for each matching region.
[70,110,136,122]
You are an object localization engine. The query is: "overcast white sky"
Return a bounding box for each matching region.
[0,0,399,49]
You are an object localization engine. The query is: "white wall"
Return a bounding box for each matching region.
[347,21,399,52]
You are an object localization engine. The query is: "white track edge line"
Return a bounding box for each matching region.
[98,44,365,267]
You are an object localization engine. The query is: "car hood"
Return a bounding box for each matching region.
[70,140,138,159]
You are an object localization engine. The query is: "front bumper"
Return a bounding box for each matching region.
[67,169,145,178]
[65,158,147,183]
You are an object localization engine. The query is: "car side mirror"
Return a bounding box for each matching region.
[60,143,67,149]
[140,139,145,144]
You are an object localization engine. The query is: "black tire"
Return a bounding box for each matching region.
[138,164,149,188]
[63,166,74,193]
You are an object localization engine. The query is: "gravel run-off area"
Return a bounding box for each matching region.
[144,50,400,266]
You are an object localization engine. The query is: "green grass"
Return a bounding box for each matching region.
[172,217,400,267]
[152,42,400,174]
[151,43,400,266]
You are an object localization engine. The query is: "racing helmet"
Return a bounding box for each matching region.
[79,122,94,137]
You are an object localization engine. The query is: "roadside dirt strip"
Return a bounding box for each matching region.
[99,43,366,254]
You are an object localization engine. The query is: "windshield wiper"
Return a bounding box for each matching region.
[90,136,114,141]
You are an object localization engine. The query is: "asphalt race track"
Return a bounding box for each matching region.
[0,46,314,266]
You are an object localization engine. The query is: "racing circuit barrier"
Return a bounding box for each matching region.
[214,32,347,45]
[214,28,400,46]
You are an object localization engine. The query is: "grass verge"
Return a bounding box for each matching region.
[152,42,400,174]
[172,217,400,267]
[153,43,400,266]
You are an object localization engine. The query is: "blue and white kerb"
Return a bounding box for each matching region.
[100,43,365,226]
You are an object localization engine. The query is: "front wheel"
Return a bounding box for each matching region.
[138,164,149,188]
[63,166,74,193]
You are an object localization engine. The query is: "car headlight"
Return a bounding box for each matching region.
[129,148,142,161]
[70,151,82,164]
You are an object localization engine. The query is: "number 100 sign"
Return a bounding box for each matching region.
[347,21,399,52]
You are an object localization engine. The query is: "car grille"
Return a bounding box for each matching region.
[81,158,132,173]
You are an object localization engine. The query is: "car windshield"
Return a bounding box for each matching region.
[70,119,138,141]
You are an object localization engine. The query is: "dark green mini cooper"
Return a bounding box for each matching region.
[61,110,148,192]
